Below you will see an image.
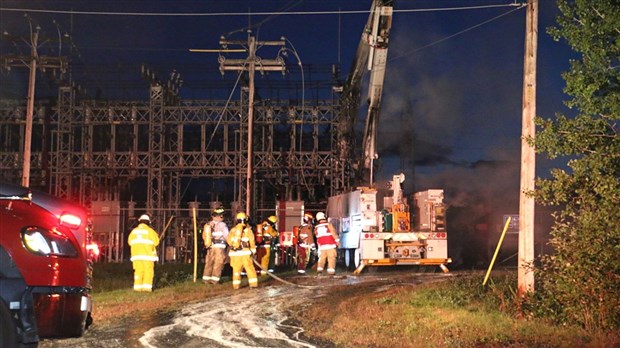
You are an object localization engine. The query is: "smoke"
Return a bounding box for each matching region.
[370,10,524,209]
[363,13,527,266]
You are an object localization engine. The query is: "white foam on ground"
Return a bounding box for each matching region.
[139,286,316,348]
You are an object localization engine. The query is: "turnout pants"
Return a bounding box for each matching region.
[256,245,271,274]
[317,248,337,275]
[132,260,155,291]
[297,245,311,273]
[202,247,227,283]
[230,254,258,289]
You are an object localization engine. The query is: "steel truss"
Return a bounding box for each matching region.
[0,86,353,229]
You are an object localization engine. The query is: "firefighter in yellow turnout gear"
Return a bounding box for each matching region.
[315,212,340,275]
[202,208,229,284]
[255,215,278,275]
[227,212,258,289]
[295,213,315,274]
[128,214,160,291]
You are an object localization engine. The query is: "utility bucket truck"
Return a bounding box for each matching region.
[327,174,451,274]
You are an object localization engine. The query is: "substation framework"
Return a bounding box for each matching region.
[0,72,357,261]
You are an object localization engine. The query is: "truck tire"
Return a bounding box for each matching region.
[0,300,18,348]
[352,248,361,270]
[344,249,351,268]
[345,249,361,270]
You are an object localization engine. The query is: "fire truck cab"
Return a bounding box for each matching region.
[0,183,94,347]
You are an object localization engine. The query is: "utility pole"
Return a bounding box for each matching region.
[518,0,538,297]
[1,26,67,187]
[217,33,285,215]
[23,28,39,188]
[246,36,256,217]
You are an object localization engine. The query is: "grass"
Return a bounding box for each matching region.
[89,264,619,347]
[292,272,619,348]
[90,261,242,325]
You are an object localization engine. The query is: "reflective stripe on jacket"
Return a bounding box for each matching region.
[315,221,338,250]
[128,223,160,262]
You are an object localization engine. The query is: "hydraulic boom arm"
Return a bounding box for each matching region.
[362,2,393,179]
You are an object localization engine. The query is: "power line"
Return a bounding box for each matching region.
[389,3,527,62]
[0,3,525,17]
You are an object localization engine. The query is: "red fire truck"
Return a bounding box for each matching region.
[0,183,94,347]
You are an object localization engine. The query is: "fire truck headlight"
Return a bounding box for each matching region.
[23,231,52,254]
[21,226,78,257]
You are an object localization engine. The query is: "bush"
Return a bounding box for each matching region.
[154,263,195,288]
[530,0,620,333]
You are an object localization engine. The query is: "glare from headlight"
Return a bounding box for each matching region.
[21,227,78,257]
[23,231,52,254]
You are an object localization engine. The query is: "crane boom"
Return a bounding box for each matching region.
[363,3,393,179]
[337,0,393,189]
[328,1,451,274]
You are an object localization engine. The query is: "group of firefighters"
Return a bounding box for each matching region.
[128,209,340,291]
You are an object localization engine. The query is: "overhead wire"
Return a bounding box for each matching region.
[217,0,308,200]
[1,10,113,99]
[224,0,302,38]
[2,0,529,203]
[0,3,525,17]
[279,38,310,194]
[389,3,528,62]
[179,67,246,202]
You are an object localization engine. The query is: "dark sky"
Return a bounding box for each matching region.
[0,0,575,217]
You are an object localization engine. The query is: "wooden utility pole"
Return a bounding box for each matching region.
[519,0,538,297]
[247,36,256,217]
[217,33,285,215]
[23,29,39,188]
[2,26,67,187]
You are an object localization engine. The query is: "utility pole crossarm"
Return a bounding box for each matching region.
[2,55,67,71]
[217,34,286,216]
[220,58,285,69]
[1,27,69,188]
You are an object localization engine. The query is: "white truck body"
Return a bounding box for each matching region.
[327,175,451,273]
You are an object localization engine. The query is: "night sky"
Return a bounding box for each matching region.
[1,1,575,226]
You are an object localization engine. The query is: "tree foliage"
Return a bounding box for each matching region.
[531,0,620,332]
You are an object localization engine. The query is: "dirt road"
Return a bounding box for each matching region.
[39,270,453,348]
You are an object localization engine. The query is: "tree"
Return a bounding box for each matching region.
[532,0,620,331]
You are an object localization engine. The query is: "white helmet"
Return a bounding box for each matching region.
[316,212,326,221]
[138,214,151,223]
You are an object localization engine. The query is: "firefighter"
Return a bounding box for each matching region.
[202,208,229,285]
[295,212,315,274]
[227,212,258,289]
[255,215,278,275]
[128,214,160,292]
[314,211,339,275]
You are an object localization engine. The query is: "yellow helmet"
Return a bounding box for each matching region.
[267,215,277,224]
[213,208,225,217]
[236,212,247,222]
[303,213,313,223]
